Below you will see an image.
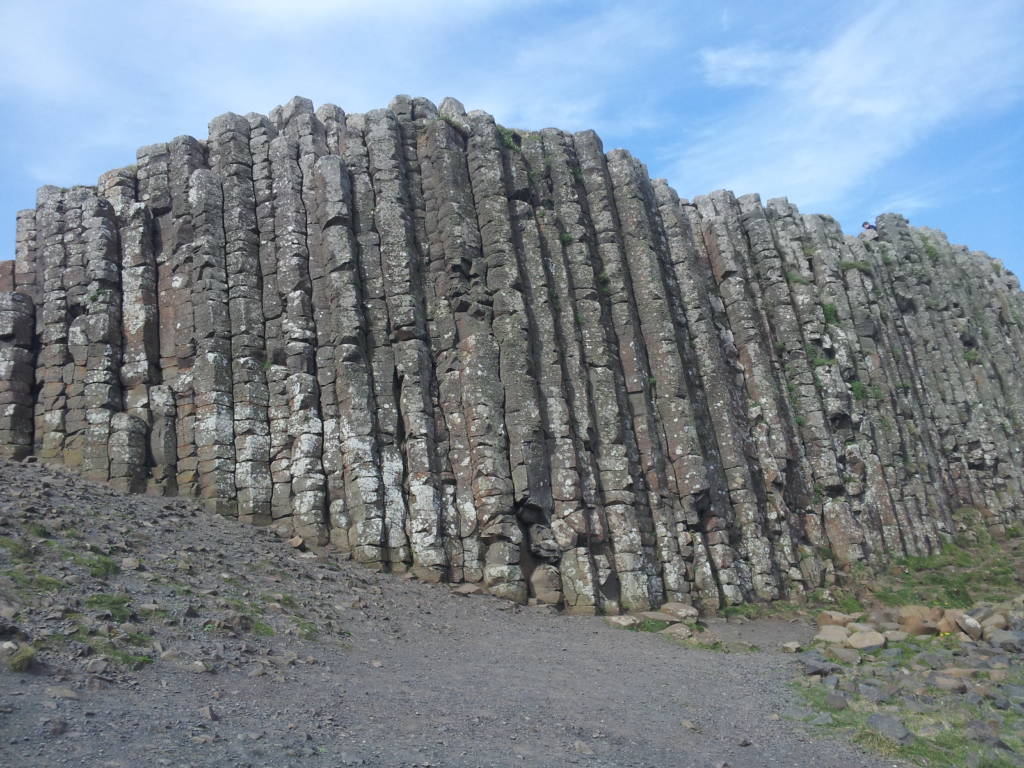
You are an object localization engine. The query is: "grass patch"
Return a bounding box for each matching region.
[787,270,811,286]
[0,536,34,562]
[93,641,153,668]
[559,232,573,246]
[822,302,839,325]
[721,602,765,619]
[7,644,36,672]
[806,346,832,368]
[496,125,520,151]
[795,667,1024,768]
[839,260,873,275]
[252,619,276,637]
[6,568,64,593]
[263,592,298,609]
[294,618,320,640]
[849,507,1023,609]
[84,593,132,622]
[25,523,51,538]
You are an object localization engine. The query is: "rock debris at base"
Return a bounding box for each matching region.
[2,94,1024,614]
[0,459,898,768]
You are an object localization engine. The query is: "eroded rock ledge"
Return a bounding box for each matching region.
[2,95,1022,613]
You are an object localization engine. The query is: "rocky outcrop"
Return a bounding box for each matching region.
[3,95,1023,613]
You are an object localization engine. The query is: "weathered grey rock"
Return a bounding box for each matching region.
[3,94,1024,613]
[866,714,912,744]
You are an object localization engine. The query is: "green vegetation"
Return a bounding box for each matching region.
[0,536,34,562]
[81,554,120,578]
[7,644,36,672]
[850,380,882,401]
[627,618,671,633]
[559,232,573,246]
[821,302,839,325]
[839,260,874,275]
[806,346,832,368]
[6,567,63,592]
[921,237,941,263]
[787,270,811,286]
[796,658,1024,768]
[294,618,320,640]
[496,126,519,151]
[963,348,982,366]
[252,619,276,637]
[85,593,133,622]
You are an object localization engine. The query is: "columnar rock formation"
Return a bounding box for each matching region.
[3,95,1023,613]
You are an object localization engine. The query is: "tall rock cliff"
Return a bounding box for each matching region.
[2,95,1023,613]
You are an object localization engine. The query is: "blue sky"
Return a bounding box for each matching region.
[2,0,1022,273]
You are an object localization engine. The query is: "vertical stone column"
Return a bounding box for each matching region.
[0,293,36,459]
[210,113,272,525]
[189,169,236,515]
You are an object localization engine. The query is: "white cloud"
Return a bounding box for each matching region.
[699,45,803,87]
[675,0,1024,211]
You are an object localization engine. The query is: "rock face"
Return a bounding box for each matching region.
[3,95,1024,613]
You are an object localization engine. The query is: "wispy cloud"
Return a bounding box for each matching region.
[675,0,1024,211]
[698,45,804,87]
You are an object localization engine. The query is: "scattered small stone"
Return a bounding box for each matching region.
[573,740,594,756]
[824,692,848,710]
[43,686,79,701]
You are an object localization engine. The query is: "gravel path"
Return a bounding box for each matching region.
[0,460,900,767]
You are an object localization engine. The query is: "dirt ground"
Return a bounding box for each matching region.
[0,459,900,768]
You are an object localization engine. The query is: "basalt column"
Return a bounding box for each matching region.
[3,95,1023,612]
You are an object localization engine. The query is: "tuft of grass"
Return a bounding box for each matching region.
[832,591,864,615]
[274,593,299,609]
[559,232,573,246]
[496,126,520,151]
[787,271,811,286]
[806,345,832,368]
[7,644,36,672]
[82,554,120,579]
[626,619,671,633]
[7,568,64,593]
[839,260,873,275]
[94,641,152,668]
[721,602,764,619]
[85,593,132,622]
[0,536,34,562]
[252,619,276,637]
[25,523,51,538]
[822,302,839,325]
[294,618,320,641]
